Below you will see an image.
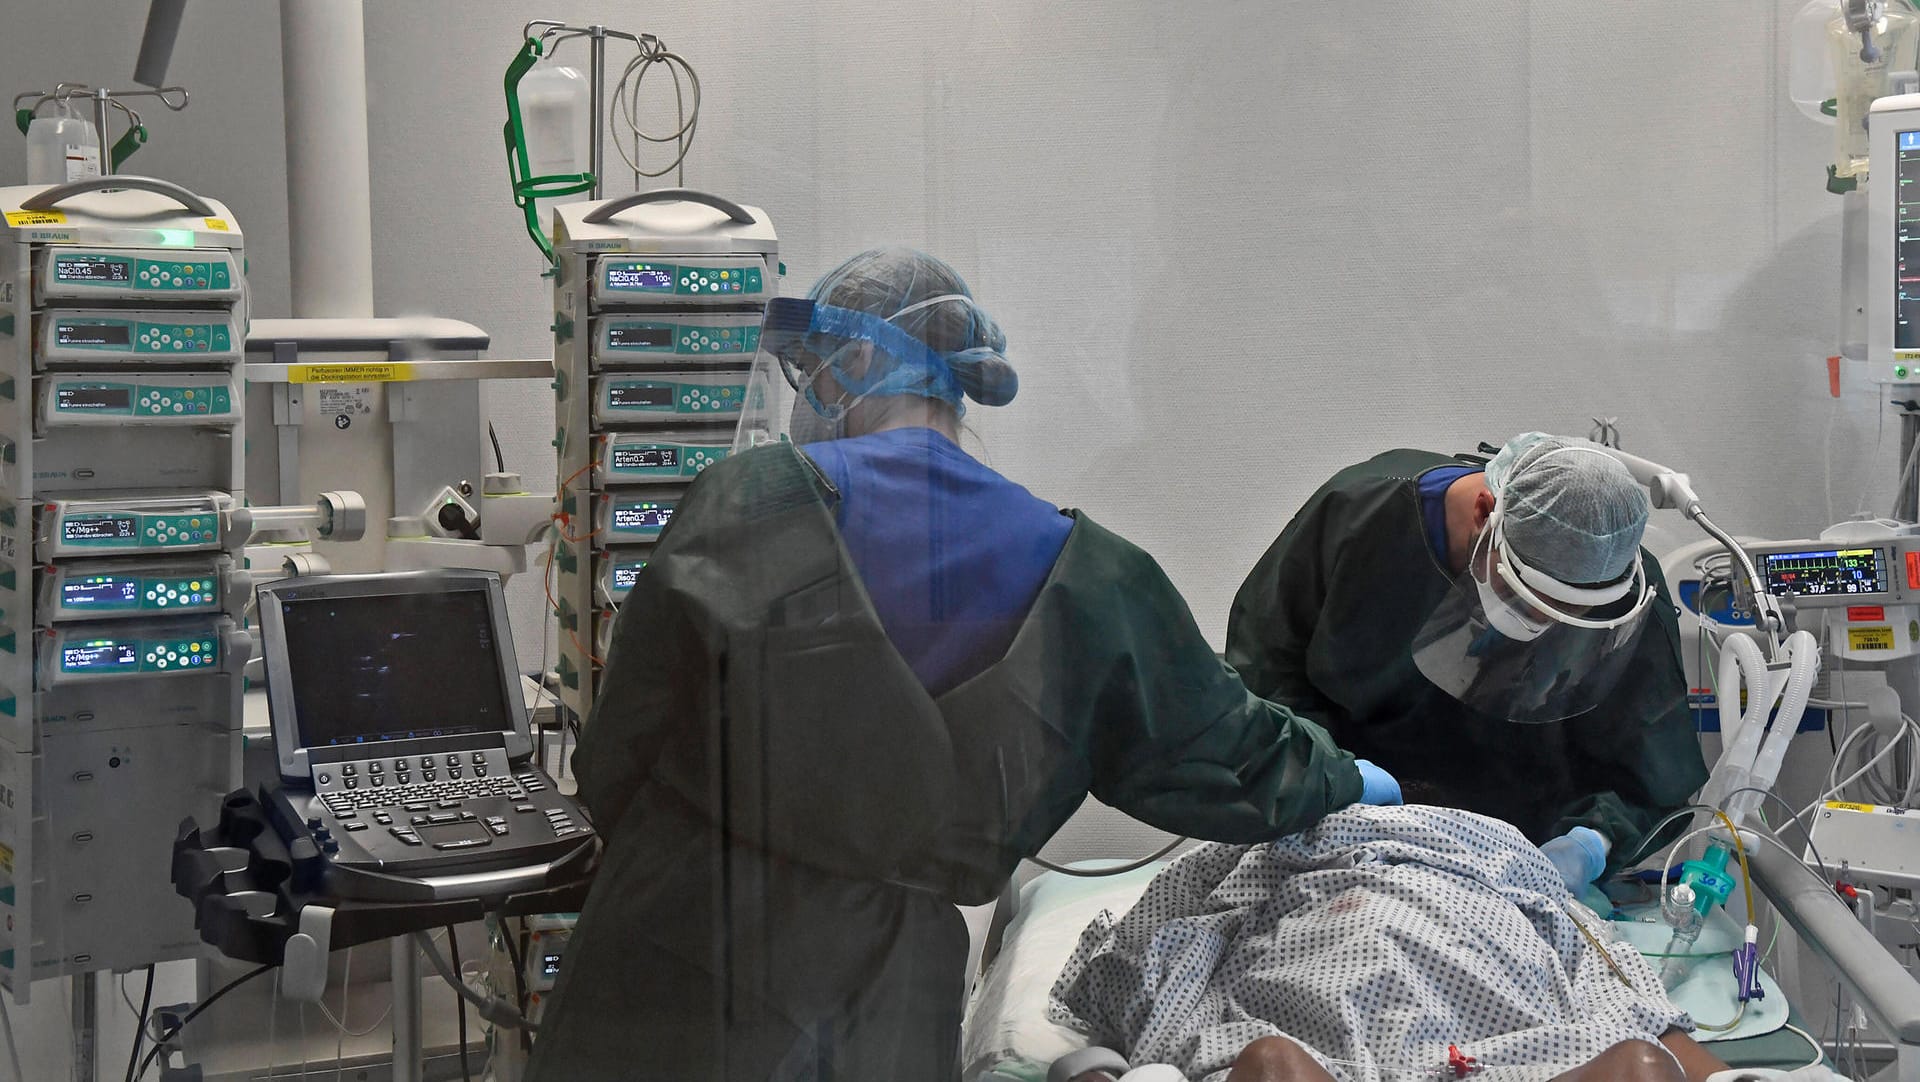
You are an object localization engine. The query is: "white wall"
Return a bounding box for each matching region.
[0,0,1903,1072]
[354,0,1897,652]
[1,1,1889,655]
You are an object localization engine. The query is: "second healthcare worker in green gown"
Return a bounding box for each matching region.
[1226,435,1709,896]
[527,248,1397,1082]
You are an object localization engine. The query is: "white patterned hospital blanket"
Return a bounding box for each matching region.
[1047,805,1689,1082]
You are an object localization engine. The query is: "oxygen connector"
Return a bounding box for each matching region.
[1659,841,1738,987]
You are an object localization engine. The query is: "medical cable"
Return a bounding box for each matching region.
[489,422,507,473]
[1725,787,1830,883]
[1829,712,1920,806]
[449,926,474,1082]
[412,932,540,1032]
[0,991,22,1082]
[1797,715,1916,822]
[314,943,390,1038]
[136,963,272,1080]
[1614,804,1716,869]
[611,39,699,187]
[499,919,533,1053]
[1030,833,1187,878]
[123,964,155,1082]
[1774,1020,1820,1066]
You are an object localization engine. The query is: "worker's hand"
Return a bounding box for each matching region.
[1353,759,1402,805]
[1540,826,1610,891]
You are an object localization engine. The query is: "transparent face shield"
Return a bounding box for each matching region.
[733,294,986,452]
[1410,511,1655,723]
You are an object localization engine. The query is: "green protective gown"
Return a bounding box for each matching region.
[1225,448,1708,865]
[527,442,1361,1082]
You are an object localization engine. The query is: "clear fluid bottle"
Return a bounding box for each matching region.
[25,102,101,185]
[519,59,592,238]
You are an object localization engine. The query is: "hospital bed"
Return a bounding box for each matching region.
[958,836,1920,1082]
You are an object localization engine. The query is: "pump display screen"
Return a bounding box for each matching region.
[56,386,130,411]
[608,325,673,348]
[55,322,131,347]
[63,576,140,607]
[612,504,672,531]
[1899,131,1920,349]
[611,446,677,470]
[612,563,646,589]
[1761,547,1888,597]
[606,264,674,291]
[62,641,139,671]
[64,516,138,541]
[608,384,674,408]
[54,258,130,283]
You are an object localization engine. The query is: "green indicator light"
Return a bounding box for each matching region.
[1899,365,1910,380]
[154,229,196,247]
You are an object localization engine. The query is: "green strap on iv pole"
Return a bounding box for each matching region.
[504,36,595,263]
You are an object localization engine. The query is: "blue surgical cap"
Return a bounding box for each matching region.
[1487,432,1650,586]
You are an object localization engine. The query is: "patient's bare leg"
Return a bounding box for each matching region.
[1225,1036,1338,1082]
[1550,1039,1688,1082]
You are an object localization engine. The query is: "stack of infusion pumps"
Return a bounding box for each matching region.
[0,179,251,997]
[548,190,777,724]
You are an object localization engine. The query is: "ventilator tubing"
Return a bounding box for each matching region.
[1700,630,1820,826]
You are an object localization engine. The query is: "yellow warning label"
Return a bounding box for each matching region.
[3,210,66,227]
[0,844,11,873]
[1848,626,1896,650]
[203,218,230,232]
[287,363,414,384]
[1825,800,1879,813]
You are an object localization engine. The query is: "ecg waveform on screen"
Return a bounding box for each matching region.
[1898,138,1920,349]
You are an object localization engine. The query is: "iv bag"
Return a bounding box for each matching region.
[520,61,592,231]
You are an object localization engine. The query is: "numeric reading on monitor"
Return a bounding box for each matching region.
[1762,547,1888,596]
[612,446,677,470]
[54,257,132,283]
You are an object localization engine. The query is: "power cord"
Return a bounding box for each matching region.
[499,919,534,1054]
[1030,833,1187,877]
[449,926,473,1082]
[123,965,155,1082]
[135,964,272,1080]
[0,991,23,1082]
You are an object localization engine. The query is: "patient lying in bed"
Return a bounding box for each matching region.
[1047,801,1747,1082]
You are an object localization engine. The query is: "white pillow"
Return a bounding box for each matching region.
[960,861,1166,1081]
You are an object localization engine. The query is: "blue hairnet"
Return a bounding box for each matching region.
[801,247,1016,409]
[1487,432,1650,586]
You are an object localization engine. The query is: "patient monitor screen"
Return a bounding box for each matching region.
[278,587,513,747]
[1760,547,1887,597]
[1898,131,1920,349]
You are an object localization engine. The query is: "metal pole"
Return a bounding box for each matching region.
[391,937,424,1082]
[589,25,606,198]
[90,91,112,177]
[70,972,97,1082]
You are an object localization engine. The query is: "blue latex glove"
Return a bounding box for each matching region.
[1354,759,1402,805]
[1540,826,1610,890]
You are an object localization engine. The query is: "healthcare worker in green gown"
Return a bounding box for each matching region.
[527,247,1399,1082]
[1225,435,1709,895]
